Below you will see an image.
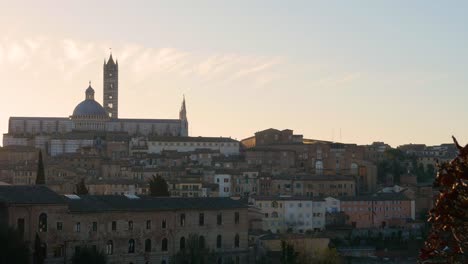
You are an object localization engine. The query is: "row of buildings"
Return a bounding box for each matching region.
[0,185,249,264]
[251,192,416,233]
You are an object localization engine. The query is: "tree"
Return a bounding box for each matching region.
[71,246,107,264]
[149,175,170,197]
[75,178,89,195]
[173,234,216,264]
[35,150,45,185]
[418,137,468,263]
[0,226,30,264]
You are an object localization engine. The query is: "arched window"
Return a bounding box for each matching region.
[128,239,135,253]
[161,238,168,251]
[180,237,185,250]
[271,212,279,218]
[315,160,323,175]
[216,235,222,249]
[234,234,240,248]
[106,240,113,255]
[199,236,205,249]
[145,239,151,252]
[39,213,47,232]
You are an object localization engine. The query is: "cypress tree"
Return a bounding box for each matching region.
[149,175,170,197]
[35,150,45,185]
[75,179,89,195]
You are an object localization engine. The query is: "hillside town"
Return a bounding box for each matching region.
[0,54,458,264]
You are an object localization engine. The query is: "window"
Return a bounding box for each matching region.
[128,221,133,231]
[146,220,151,230]
[217,213,222,225]
[199,236,205,249]
[180,214,185,226]
[216,235,222,248]
[235,212,240,224]
[75,222,81,232]
[106,240,113,255]
[92,222,97,232]
[180,237,186,250]
[128,239,135,253]
[162,219,167,229]
[161,238,168,251]
[53,245,64,257]
[112,221,117,231]
[17,218,25,235]
[145,239,151,252]
[39,213,47,232]
[199,213,204,226]
[234,234,240,248]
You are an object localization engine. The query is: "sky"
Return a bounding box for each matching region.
[0,0,467,147]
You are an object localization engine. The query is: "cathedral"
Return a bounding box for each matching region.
[3,54,189,156]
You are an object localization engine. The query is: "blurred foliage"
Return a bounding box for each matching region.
[418,137,468,263]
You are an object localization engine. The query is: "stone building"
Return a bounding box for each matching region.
[0,185,249,264]
[3,54,189,156]
[242,128,377,193]
[340,192,415,228]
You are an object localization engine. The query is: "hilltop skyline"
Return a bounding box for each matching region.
[1,1,468,146]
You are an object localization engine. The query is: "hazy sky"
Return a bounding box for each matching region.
[1,1,467,147]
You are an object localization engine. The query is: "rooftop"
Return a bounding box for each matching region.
[0,185,67,205]
[0,186,247,212]
[148,136,238,143]
[66,195,247,212]
[339,192,411,201]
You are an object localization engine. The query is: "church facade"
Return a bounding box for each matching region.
[3,54,189,156]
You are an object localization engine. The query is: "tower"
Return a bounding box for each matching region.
[103,53,118,119]
[179,95,188,136]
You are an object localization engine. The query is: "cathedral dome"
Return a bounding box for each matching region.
[72,84,108,117]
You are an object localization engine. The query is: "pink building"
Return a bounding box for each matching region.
[340,193,415,228]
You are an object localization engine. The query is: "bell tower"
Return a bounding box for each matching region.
[103,52,118,119]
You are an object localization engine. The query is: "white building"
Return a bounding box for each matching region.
[253,196,326,234]
[214,174,232,197]
[324,197,341,213]
[144,136,240,156]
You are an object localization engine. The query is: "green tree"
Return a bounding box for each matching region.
[35,150,45,185]
[72,246,107,264]
[75,178,89,195]
[149,175,170,197]
[419,137,468,264]
[173,234,216,264]
[0,226,30,264]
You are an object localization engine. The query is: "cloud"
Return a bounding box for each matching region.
[0,36,286,89]
[313,72,362,88]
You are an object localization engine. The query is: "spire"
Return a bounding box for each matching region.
[106,48,115,65]
[179,95,187,120]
